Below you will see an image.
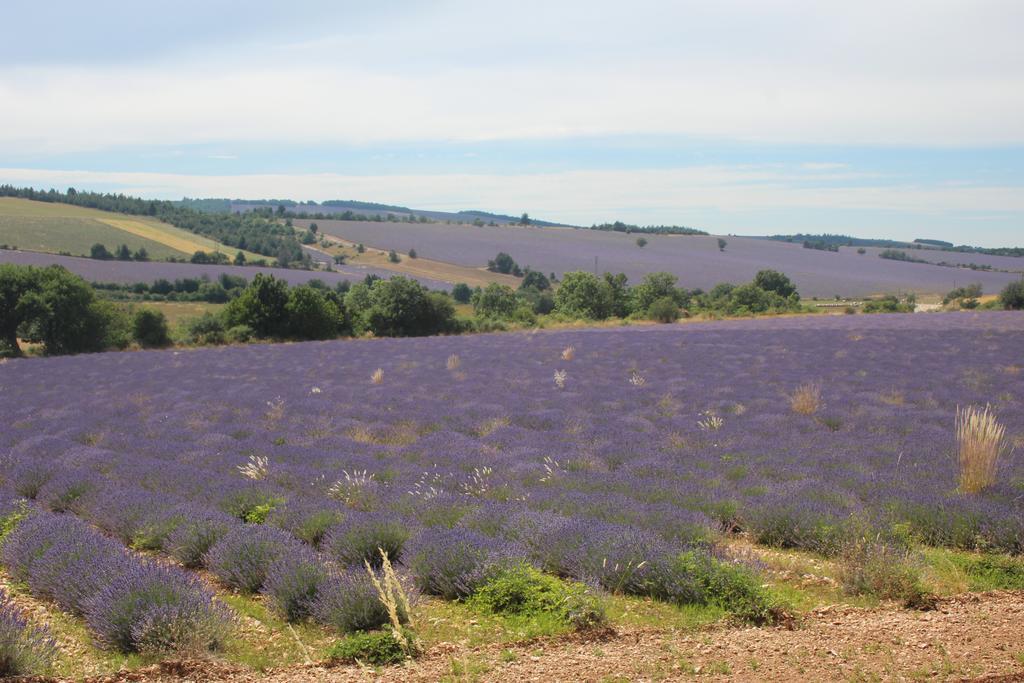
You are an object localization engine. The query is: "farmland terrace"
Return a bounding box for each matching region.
[296,218,1024,298]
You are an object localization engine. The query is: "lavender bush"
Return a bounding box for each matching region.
[263,549,328,622]
[0,589,56,676]
[205,526,304,593]
[312,569,408,633]
[84,563,232,653]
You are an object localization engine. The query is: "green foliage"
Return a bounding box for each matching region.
[472,283,518,319]
[554,271,613,319]
[358,277,458,338]
[862,295,914,313]
[224,274,290,337]
[635,237,647,248]
[753,269,798,299]
[839,538,934,609]
[451,282,473,304]
[132,308,171,348]
[285,286,341,340]
[408,248,417,259]
[647,296,680,323]
[388,249,400,263]
[487,252,522,276]
[717,237,727,251]
[520,269,551,291]
[671,552,783,625]
[468,564,606,631]
[0,263,130,356]
[326,629,416,665]
[1000,280,1024,310]
[632,272,684,313]
[185,312,227,345]
[944,283,983,306]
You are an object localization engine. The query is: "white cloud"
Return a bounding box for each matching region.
[1,1,1023,152]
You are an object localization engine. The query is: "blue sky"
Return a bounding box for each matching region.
[1,1,1022,245]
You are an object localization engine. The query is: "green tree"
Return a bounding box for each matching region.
[343,282,373,335]
[603,272,631,318]
[224,273,291,337]
[632,272,682,314]
[133,248,150,261]
[451,282,473,304]
[636,237,648,248]
[0,264,40,356]
[408,248,418,259]
[487,252,521,276]
[18,266,128,354]
[554,271,613,319]
[520,270,551,291]
[753,269,798,299]
[647,296,680,323]
[90,243,112,260]
[365,277,454,337]
[133,308,171,347]
[520,213,532,225]
[717,238,727,252]
[388,249,400,263]
[115,244,132,261]
[472,283,518,318]
[286,286,341,340]
[233,251,246,265]
[1000,280,1024,310]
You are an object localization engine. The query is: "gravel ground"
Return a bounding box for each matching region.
[53,590,1024,682]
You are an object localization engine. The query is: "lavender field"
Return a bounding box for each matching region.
[302,219,1023,298]
[0,249,450,290]
[1,312,1022,669]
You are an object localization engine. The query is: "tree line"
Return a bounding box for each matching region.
[0,185,307,267]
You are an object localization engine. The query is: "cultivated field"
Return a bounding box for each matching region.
[0,198,266,262]
[297,218,1024,298]
[1,312,1022,679]
[0,249,450,290]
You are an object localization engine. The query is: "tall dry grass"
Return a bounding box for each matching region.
[371,368,384,384]
[789,382,823,415]
[956,404,1009,494]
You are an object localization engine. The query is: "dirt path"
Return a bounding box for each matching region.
[74,590,1024,682]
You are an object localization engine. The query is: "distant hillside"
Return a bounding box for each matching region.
[177,197,569,227]
[768,233,1023,257]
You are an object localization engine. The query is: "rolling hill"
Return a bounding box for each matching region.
[296,218,1023,299]
[0,197,266,262]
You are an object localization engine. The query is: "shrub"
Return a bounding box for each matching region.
[132,308,171,348]
[84,564,233,653]
[0,589,56,676]
[226,324,254,344]
[313,570,406,633]
[667,552,782,624]
[322,512,410,568]
[166,507,238,568]
[999,280,1024,310]
[205,526,303,593]
[185,312,226,345]
[647,296,680,323]
[406,528,520,600]
[263,551,328,622]
[957,405,1008,493]
[326,629,414,665]
[838,538,934,609]
[468,564,606,630]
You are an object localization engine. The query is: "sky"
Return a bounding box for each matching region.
[1,1,1022,245]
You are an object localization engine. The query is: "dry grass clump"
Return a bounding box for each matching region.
[789,382,823,415]
[371,368,384,385]
[956,404,1010,494]
[365,550,413,650]
[446,354,461,370]
[561,345,576,361]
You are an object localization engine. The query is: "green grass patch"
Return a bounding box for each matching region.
[467,564,606,631]
[922,548,1024,593]
[325,629,415,666]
